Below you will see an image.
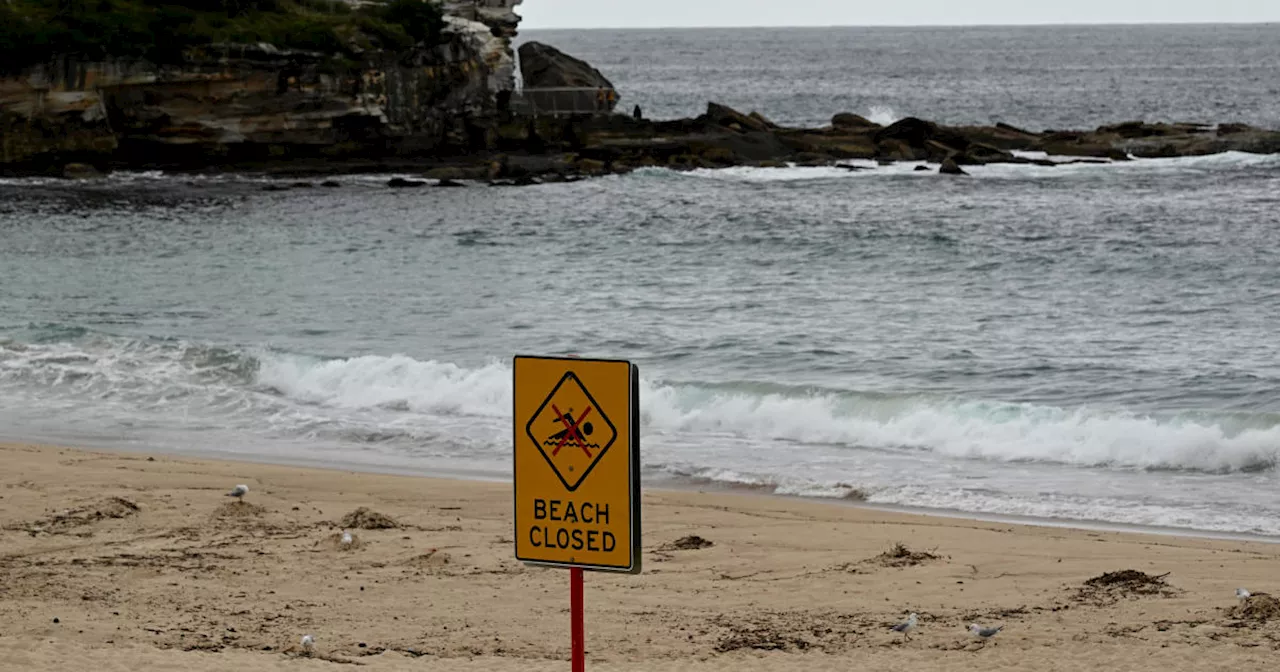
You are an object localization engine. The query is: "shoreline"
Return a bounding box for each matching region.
[7,435,1276,547]
[7,100,1280,184]
[3,440,1280,671]
[3,143,1275,191]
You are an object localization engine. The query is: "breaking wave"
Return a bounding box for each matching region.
[4,329,1277,475]
[866,104,901,126]
[630,150,1280,184]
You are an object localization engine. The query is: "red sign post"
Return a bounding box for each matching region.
[571,567,585,672]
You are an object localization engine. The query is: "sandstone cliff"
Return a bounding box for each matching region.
[0,0,523,174]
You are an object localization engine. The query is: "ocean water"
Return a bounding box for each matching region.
[4,26,1280,537]
[520,24,1280,130]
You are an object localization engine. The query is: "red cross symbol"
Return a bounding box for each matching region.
[550,404,593,457]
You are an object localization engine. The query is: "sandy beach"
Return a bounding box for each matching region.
[2,441,1279,671]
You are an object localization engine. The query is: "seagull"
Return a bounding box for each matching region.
[1237,588,1251,602]
[301,634,315,655]
[227,484,249,499]
[341,531,354,546]
[969,623,1003,640]
[890,613,918,641]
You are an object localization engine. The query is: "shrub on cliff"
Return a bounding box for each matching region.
[382,0,445,45]
[0,0,448,72]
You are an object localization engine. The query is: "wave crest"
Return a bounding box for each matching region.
[3,331,1278,475]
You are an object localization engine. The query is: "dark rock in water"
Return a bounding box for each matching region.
[832,113,879,130]
[262,184,291,192]
[924,139,959,161]
[749,111,779,129]
[290,182,314,188]
[939,157,968,175]
[435,178,465,187]
[955,142,1015,165]
[1039,136,1117,159]
[488,155,514,180]
[519,41,614,89]
[1099,120,1211,139]
[914,165,931,171]
[876,138,923,162]
[320,180,341,188]
[388,177,427,188]
[424,167,466,181]
[704,102,771,133]
[1217,123,1254,135]
[1098,120,1163,138]
[875,117,941,145]
[953,123,1043,151]
[995,121,1037,136]
[61,163,102,179]
[876,117,970,159]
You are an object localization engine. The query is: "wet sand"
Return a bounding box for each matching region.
[2,441,1279,671]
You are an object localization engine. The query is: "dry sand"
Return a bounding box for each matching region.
[2,442,1279,671]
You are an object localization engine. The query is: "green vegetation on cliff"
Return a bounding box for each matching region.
[0,0,447,72]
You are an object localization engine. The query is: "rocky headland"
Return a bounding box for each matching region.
[2,0,1279,184]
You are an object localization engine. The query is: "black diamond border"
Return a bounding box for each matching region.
[524,371,618,492]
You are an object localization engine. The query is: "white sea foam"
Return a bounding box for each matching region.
[633,149,1280,184]
[256,353,510,417]
[246,351,1280,474]
[6,339,1279,474]
[867,105,901,126]
[682,165,881,182]
[6,338,1280,534]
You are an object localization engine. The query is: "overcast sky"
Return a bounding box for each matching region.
[519,0,1280,29]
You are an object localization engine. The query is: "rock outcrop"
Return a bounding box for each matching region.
[514,41,619,115]
[939,157,967,175]
[491,103,1280,182]
[443,0,524,38]
[0,2,522,174]
[517,41,614,90]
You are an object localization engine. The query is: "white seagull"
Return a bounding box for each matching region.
[890,613,918,641]
[301,634,315,655]
[341,531,354,546]
[1237,588,1251,602]
[969,623,1004,640]
[227,484,249,499]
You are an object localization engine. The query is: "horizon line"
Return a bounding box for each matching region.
[520,19,1280,31]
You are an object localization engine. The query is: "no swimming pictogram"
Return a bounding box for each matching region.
[526,371,618,492]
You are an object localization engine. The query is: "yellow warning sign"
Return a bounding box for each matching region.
[513,356,640,573]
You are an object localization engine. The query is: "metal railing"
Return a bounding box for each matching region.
[510,87,620,118]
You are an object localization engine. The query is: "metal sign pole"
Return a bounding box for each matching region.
[571,567,585,672]
[567,351,586,672]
